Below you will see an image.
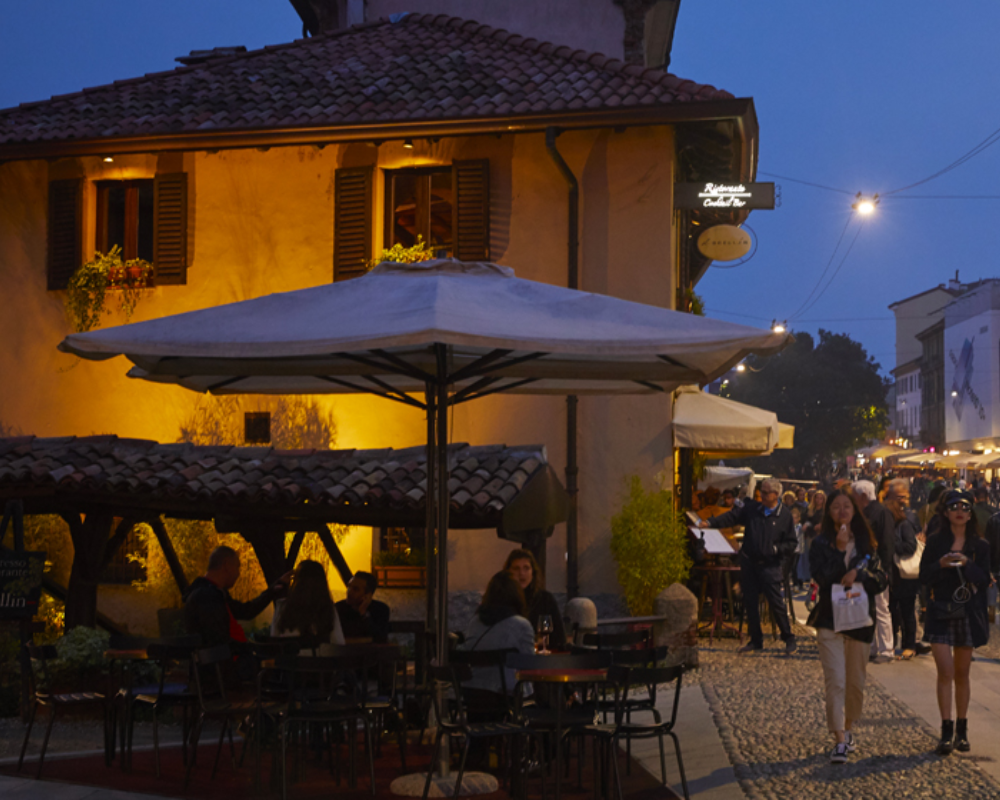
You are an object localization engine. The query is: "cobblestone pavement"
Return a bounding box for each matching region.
[695,626,1000,800]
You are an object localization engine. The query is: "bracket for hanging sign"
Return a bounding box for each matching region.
[674,182,775,210]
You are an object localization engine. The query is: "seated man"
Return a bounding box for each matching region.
[183,545,291,648]
[335,571,390,643]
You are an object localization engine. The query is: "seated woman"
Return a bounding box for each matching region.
[504,548,566,648]
[459,571,535,700]
[270,560,345,650]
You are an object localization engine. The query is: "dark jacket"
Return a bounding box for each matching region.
[335,598,390,643]
[806,533,888,642]
[182,576,276,646]
[892,509,922,593]
[863,500,896,574]
[708,500,796,565]
[919,530,991,648]
[524,587,565,647]
[983,511,1000,576]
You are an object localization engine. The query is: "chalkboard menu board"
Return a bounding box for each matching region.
[0,551,45,619]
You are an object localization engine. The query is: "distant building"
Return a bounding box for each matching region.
[943,280,1000,451]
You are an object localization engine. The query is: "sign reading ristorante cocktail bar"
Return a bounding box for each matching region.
[674,182,775,210]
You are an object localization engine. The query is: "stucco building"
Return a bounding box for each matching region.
[0,8,763,629]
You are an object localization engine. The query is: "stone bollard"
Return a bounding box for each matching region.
[564,597,598,644]
[653,583,699,668]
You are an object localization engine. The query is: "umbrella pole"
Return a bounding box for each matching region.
[425,385,437,647]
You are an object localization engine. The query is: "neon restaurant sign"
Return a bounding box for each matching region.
[674,182,776,210]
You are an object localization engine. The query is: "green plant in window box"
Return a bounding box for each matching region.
[65,246,154,332]
[372,548,426,567]
[367,236,437,271]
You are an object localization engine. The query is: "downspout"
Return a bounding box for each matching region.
[545,127,580,599]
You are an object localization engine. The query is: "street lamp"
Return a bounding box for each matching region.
[852,192,879,215]
[771,320,787,333]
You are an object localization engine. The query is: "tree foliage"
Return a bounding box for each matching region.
[720,329,889,478]
[610,476,692,616]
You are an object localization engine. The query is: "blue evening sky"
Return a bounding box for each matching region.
[2,1,998,376]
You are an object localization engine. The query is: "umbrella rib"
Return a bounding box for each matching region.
[447,349,513,383]
[336,350,431,382]
[359,374,427,407]
[634,380,668,392]
[316,376,427,409]
[448,378,538,405]
[453,351,548,381]
[449,375,500,404]
[369,349,437,382]
[206,376,249,392]
[656,354,688,369]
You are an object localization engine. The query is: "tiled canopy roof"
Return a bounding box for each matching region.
[0,435,555,529]
[0,13,735,147]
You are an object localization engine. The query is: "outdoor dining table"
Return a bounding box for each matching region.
[515,666,610,800]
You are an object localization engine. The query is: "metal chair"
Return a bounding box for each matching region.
[580,630,651,650]
[18,644,107,778]
[422,663,536,800]
[595,664,691,800]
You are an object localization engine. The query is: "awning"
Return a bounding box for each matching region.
[673,386,793,456]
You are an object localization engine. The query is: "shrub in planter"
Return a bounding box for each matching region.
[65,246,154,332]
[610,475,693,616]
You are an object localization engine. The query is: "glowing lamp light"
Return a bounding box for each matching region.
[103,156,114,163]
[735,363,746,373]
[403,138,414,149]
[951,390,959,397]
[771,320,787,333]
[852,192,880,214]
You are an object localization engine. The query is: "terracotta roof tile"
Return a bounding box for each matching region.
[0,435,552,528]
[0,14,734,148]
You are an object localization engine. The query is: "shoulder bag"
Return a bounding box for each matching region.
[894,537,925,580]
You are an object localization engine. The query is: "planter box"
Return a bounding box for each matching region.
[374,565,426,589]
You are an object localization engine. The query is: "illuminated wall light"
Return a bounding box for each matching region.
[735,364,746,372]
[403,138,414,149]
[103,156,114,163]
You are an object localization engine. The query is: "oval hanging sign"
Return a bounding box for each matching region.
[697,225,752,261]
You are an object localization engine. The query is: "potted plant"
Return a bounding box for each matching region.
[366,236,437,271]
[372,548,426,589]
[65,246,154,332]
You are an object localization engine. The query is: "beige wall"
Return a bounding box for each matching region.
[892,288,954,369]
[0,125,677,599]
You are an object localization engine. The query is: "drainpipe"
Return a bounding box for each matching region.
[545,127,580,599]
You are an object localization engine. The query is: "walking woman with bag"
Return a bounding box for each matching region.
[919,489,992,755]
[807,488,888,764]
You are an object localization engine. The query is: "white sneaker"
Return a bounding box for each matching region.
[830,743,849,764]
[844,731,857,752]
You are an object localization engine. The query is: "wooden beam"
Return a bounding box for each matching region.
[285,529,306,570]
[315,527,353,588]
[147,517,189,595]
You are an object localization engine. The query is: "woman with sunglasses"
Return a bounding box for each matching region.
[919,489,992,755]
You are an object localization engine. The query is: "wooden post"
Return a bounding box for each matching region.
[61,511,114,630]
[315,526,353,588]
[147,517,189,595]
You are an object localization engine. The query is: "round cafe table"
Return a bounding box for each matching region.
[515,667,610,800]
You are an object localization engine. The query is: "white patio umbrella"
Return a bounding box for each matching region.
[59,259,791,662]
[673,385,794,456]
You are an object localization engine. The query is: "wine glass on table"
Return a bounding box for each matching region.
[537,615,553,655]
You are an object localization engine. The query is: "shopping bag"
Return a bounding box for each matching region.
[831,583,872,632]
[894,538,924,580]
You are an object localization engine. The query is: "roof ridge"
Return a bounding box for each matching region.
[398,12,727,95]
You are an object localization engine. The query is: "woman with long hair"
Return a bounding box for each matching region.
[504,548,566,648]
[271,560,345,646]
[807,488,888,764]
[459,571,535,696]
[919,489,991,755]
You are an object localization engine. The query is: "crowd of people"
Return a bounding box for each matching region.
[700,472,998,765]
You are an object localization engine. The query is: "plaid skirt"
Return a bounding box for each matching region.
[925,614,975,648]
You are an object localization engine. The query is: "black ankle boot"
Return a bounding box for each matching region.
[955,718,970,752]
[938,720,954,755]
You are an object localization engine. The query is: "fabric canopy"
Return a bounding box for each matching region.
[59,260,792,397]
[699,466,757,494]
[672,386,793,455]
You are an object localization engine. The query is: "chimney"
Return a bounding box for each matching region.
[175,46,247,66]
[948,269,962,291]
[288,0,364,36]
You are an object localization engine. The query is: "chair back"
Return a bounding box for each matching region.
[192,643,233,707]
[451,648,516,697]
[607,664,685,725]
[23,645,58,695]
[426,664,471,730]
[252,633,322,655]
[581,630,651,650]
[608,645,668,667]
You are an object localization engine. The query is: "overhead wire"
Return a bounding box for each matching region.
[783,216,854,321]
[790,220,866,320]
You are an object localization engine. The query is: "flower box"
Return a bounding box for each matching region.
[374,565,426,589]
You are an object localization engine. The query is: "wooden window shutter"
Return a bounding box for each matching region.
[452,159,490,261]
[154,172,188,285]
[47,179,82,290]
[334,166,373,281]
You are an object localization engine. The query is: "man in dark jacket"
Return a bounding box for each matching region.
[702,477,798,654]
[851,480,896,663]
[183,545,291,648]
